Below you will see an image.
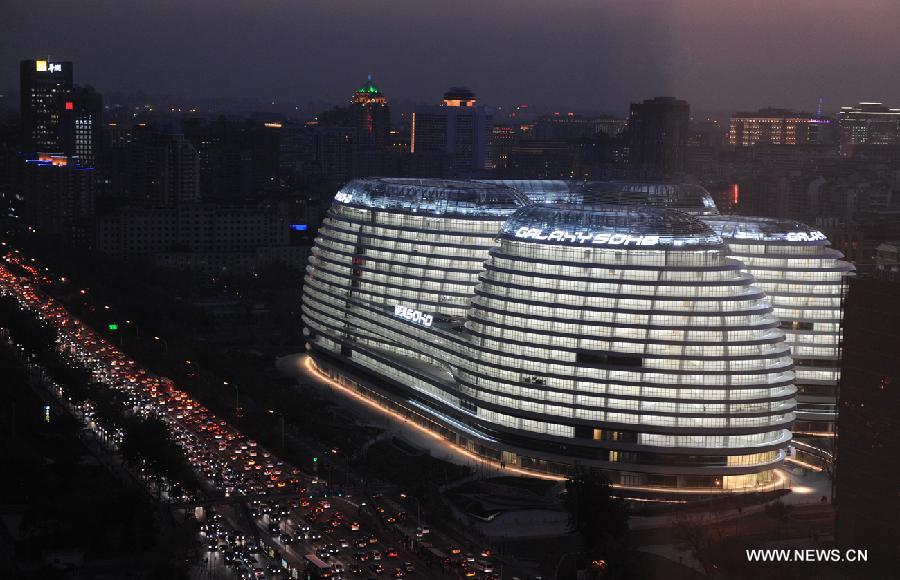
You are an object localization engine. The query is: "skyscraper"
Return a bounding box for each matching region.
[349,75,390,148]
[20,59,74,154]
[60,86,103,168]
[628,96,689,177]
[411,87,493,176]
[836,274,900,575]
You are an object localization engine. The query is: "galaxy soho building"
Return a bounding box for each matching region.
[301,178,852,493]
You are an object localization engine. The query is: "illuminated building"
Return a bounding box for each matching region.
[60,86,103,168]
[349,75,390,148]
[838,102,900,155]
[302,178,796,492]
[728,108,831,147]
[411,88,493,175]
[20,59,74,154]
[628,97,690,177]
[702,216,854,443]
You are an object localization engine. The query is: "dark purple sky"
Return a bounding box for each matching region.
[5,0,899,113]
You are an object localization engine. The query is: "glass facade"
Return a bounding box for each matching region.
[704,216,855,437]
[300,179,851,493]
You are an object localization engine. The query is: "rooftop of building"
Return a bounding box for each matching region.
[333,178,528,218]
[500,204,723,248]
[702,215,830,244]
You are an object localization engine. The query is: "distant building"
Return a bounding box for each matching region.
[628,96,689,177]
[20,59,74,155]
[94,201,310,275]
[411,87,493,175]
[349,76,390,148]
[728,108,831,147]
[836,276,900,575]
[486,125,515,171]
[838,102,900,155]
[60,86,103,168]
[23,153,94,238]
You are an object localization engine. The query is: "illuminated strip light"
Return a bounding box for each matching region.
[784,457,824,473]
[303,355,563,481]
[405,399,496,442]
[304,355,794,494]
[792,440,833,458]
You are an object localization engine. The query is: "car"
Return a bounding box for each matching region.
[349,564,364,575]
[339,537,351,548]
[385,547,399,558]
[391,569,405,579]
[449,546,462,555]
[316,548,331,560]
[368,535,379,545]
[403,563,414,573]
[333,564,346,574]
[355,539,369,549]
[268,523,280,534]
[371,550,382,561]
[279,532,294,544]
[369,564,385,575]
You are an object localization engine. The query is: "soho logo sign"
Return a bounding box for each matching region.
[514,227,660,246]
[784,231,827,242]
[335,192,353,203]
[394,305,434,327]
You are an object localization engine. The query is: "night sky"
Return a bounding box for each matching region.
[5,0,899,112]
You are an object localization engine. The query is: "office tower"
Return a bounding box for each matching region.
[20,59,74,154]
[302,178,795,493]
[59,86,103,168]
[486,125,515,171]
[411,87,493,176]
[836,275,900,575]
[125,133,200,207]
[838,102,900,155]
[23,153,95,237]
[628,96,690,177]
[728,108,831,147]
[349,75,390,148]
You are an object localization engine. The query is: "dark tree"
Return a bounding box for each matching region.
[562,467,630,576]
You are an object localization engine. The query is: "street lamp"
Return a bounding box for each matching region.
[153,336,168,353]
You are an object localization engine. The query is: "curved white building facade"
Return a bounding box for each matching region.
[703,216,854,437]
[302,179,800,493]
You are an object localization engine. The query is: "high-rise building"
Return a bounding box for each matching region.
[838,102,900,155]
[20,59,74,154]
[835,275,900,575]
[728,108,831,147]
[411,87,493,176]
[628,97,690,177]
[60,86,103,168]
[349,76,390,148]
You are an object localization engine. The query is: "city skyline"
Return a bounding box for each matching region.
[4,0,900,113]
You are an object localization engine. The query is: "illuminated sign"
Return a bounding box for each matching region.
[785,231,827,242]
[35,60,62,73]
[393,304,433,327]
[513,226,660,246]
[290,224,308,231]
[65,101,74,111]
[334,192,353,203]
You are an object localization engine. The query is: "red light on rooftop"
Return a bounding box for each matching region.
[65,101,74,111]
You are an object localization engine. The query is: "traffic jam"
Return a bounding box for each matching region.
[0,249,503,580]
